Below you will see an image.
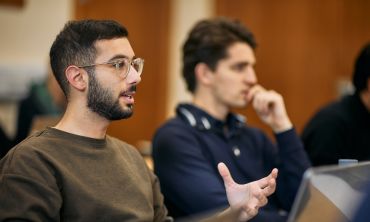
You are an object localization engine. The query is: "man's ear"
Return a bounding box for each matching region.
[65,65,88,91]
[194,63,214,85]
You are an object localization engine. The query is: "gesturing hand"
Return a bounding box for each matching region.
[218,162,278,221]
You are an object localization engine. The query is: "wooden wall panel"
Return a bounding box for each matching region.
[74,0,170,146]
[0,0,24,8]
[216,0,370,136]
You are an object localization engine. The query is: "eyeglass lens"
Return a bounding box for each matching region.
[112,58,142,78]
[132,59,143,74]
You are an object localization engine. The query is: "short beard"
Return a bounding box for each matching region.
[87,70,134,120]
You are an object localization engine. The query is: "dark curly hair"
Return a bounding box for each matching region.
[182,17,256,93]
[49,19,128,97]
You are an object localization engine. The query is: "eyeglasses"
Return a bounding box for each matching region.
[78,57,144,79]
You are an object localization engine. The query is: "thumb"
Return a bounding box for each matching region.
[218,162,236,187]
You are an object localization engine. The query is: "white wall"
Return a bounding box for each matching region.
[0,0,73,66]
[166,0,215,117]
[0,0,73,100]
[0,0,73,138]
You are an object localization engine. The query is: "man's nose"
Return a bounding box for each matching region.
[126,66,142,84]
[245,67,257,84]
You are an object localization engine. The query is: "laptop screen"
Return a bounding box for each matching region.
[288,161,370,222]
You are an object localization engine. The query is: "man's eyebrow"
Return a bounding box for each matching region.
[108,54,136,61]
[232,61,252,66]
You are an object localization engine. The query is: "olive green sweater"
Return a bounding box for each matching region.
[0,127,171,222]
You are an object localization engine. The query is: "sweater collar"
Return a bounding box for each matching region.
[176,103,246,134]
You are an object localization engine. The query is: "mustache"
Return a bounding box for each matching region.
[121,85,137,94]
[129,85,136,92]
[129,85,136,93]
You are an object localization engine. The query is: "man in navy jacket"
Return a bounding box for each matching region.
[152,17,311,222]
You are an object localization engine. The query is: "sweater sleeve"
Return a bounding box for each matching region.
[0,146,62,221]
[149,166,173,222]
[272,128,311,210]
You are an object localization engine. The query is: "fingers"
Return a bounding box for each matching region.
[250,187,268,205]
[269,168,279,180]
[241,190,265,220]
[238,168,278,221]
[218,162,235,187]
[264,169,278,197]
[247,85,281,117]
[256,168,278,197]
[246,85,265,101]
[261,177,276,197]
[256,168,278,187]
[255,192,268,207]
[249,87,292,131]
[253,90,280,115]
[241,206,259,220]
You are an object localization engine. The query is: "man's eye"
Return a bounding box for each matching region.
[113,61,125,69]
[232,64,246,72]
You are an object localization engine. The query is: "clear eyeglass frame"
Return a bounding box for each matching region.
[78,57,144,79]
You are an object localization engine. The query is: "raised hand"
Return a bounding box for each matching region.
[247,85,292,133]
[218,162,278,221]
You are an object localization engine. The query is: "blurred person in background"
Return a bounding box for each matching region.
[0,67,66,159]
[302,43,370,166]
[152,17,310,222]
[14,66,66,144]
[0,127,12,158]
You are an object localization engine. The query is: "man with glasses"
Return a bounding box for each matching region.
[0,19,278,221]
[152,17,311,221]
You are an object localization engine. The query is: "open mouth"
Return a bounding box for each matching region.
[120,85,137,104]
[122,94,133,99]
[120,90,136,104]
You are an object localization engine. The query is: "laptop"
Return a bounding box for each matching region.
[287,161,370,222]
